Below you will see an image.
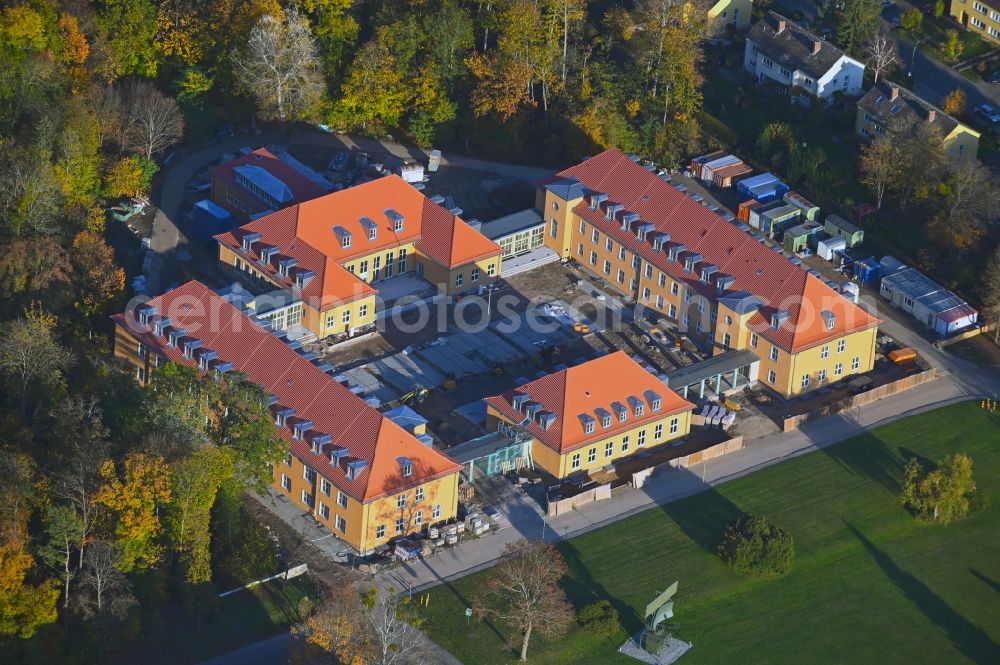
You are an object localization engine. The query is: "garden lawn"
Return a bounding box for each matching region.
[419,402,1000,664]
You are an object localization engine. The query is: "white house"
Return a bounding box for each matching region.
[744,12,865,101]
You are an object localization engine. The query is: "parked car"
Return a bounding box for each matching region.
[975,103,1000,123]
[987,71,1000,85]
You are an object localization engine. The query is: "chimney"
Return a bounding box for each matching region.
[812,40,822,54]
[777,19,786,33]
[927,109,936,123]
[889,86,899,101]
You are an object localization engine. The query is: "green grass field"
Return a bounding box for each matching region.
[419,402,1000,664]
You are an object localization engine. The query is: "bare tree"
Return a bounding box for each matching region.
[0,143,62,237]
[859,135,895,210]
[474,539,573,662]
[232,10,324,121]
[865,32,899,84]
[945,156,999,221]
[121,79,184,160]
[0,305,74,418]
[76,540,136,620]
[366,590,425,665]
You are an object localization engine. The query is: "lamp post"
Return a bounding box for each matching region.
[908,38,926,78]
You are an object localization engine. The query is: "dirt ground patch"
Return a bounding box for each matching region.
[947,334,1000,367]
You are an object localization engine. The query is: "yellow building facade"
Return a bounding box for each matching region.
[950,0,1000,44]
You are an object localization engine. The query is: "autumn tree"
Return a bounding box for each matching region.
[943,30,965,64]
[0,450,60,637]
[0,238,74,318]
[94,453,172,572]
[900,453,977,524]
[301,0,359,73]
[0,304,74,418]
[900,8,923,31]
[295,584,423,665]
[71,230,126,316]
[981,247,1000,320]
[233,10,324,121]
[332,31,410,131]
[96,0,161,78]
[865,32,898,84]
[859,136,895,211]
[466,52,534,120]
[165,446,235,583]
[474,539,573,662]
[209,372,284,491]
[941,88,966,116]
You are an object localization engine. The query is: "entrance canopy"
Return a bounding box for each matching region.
[664,350,760,401]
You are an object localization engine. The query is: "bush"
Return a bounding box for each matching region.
[718,515,795,577]
[577,600,620,638]
[900,453,977,525]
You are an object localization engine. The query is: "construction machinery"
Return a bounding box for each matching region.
[442,373,457,391]
[491,361,505,376]
[400,385,429,405]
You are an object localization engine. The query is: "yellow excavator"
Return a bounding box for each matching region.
[400,385,429,405]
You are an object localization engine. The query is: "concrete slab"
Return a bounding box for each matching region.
[416,346,484,375]
[475,330,521,361]
[454,400,488,427]
[372,273,435,303]
[343,367,398,403]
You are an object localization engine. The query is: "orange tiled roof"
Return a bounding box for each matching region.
[484,351,694,454]
[214,175,501,308]
[549,149,880,353]
[111,281,461,503]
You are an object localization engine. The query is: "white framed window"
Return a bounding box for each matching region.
[395,517,404,534]
[654,423,663,441]
[376,524,386,539]
[319,502,330,519]
[303,466,316,482]
[284,453,293,467]
[336,515,346,533]
[571,453,581,469]
[852,356,861,371]
[455,272,464,287]
[587,448,597,463]
[619,246,627,261]
[397,493,407,508]
[338,491,348,508]
[670,418,679,434]
[592,228,600,243]
[750,333,758,348]
[578,243,585,257]
[432,504,441,519]
[320,479,331,496]
[342,310,351,324]
[835,362,844,376]
[301,490,314,507]
[590,251,598,266]
[584,421,595,435]
[801,374,811,389]
[820,345,829,359]
[638,429,647,446]
[603,260,612,275]
[668,303,677,318]
[767,369,776,384]
[579,219,586,234]
[471,267,480,282]
[414,510,423,526]
[770,346,779,362]
[487,263,496,277]
[670,281,679,295]
[360,304,368,319]
[415,487,424,502]
[552,201,560,210]
[281,474,291,491]
[605,441,614,457]
[605,237,613,251]
[601,414,612,428]
[621,435,630,452]
[838,339,846,353]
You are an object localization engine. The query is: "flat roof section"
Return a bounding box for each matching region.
[664,350,760,389]
[481,208,545,241]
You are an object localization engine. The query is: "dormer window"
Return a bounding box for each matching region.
[771,310,790,330]
[644,390,663,412]
[386,209,404,232]
[579,413,596,435]
[612,401,628,423]
[399,457,413,477]
[241,232,261,252]
[596,408,612,429]
[628,396,644,417]
[333,225,352,249]
[275,407,295,428]
[360,216,378,240]
[821,310,836,331]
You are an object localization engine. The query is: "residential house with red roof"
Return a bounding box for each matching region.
[484,352,695,479]
[538,149,881,399]
[214,174,503,340]
[111,281,463,555]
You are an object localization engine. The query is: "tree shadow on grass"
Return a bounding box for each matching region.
[558,539,645,636]
[816,415,905,493]
[968,568,1000,595]
[658,474,745,556]
[847,522,1000,663]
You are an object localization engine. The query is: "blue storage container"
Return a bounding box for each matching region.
[852,256,881,286]
[192,200,235,242]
